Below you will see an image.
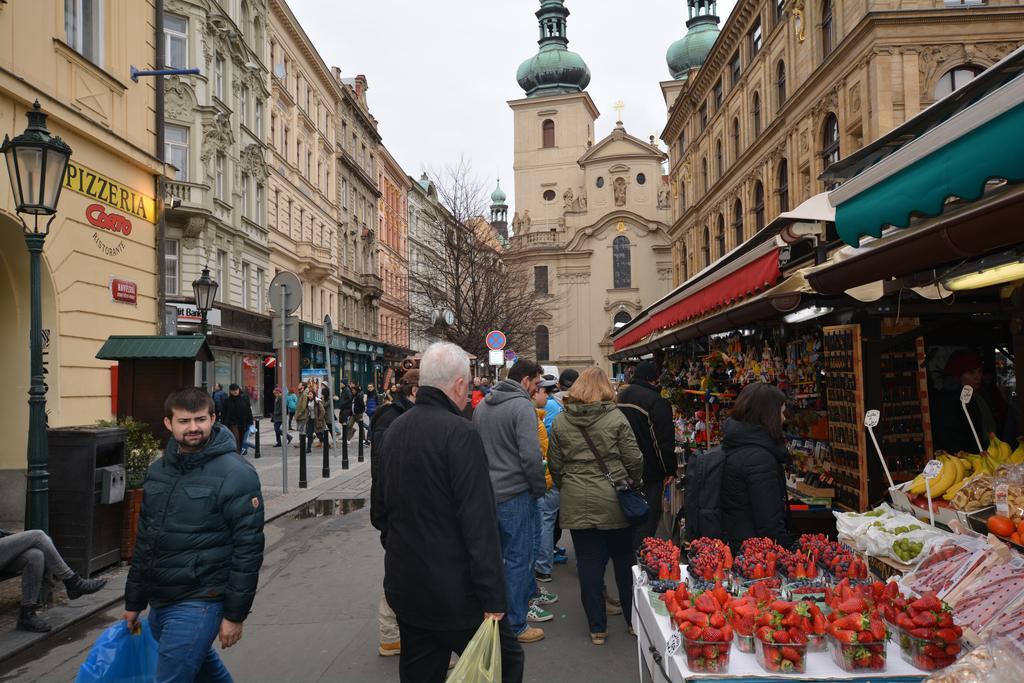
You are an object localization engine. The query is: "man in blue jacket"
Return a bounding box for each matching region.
[123,387,265,682]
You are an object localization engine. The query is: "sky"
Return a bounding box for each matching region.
[290,0,738,210]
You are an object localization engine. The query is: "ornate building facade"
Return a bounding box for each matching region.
[407,173,446,353]
[661,0,1024,288]
[162,0,273,411]
[377,145,411,364]
[505,0,674,374]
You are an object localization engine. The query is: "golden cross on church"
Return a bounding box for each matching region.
[613,99,625,122]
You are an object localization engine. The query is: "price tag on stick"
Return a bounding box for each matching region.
[864,410,894,490]
[665,631,682,658]
[923,459,943,527]
[959,385,984,452]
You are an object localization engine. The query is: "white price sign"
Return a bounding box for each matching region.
[665,631,682,657]
[635,571,648,589]
[864,410,880,428]
[960,385,974,404]
[996,483,1010,516]
[923,459,943,479]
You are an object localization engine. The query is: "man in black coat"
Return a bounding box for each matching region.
[380,343,524,683]
[618,361,676,547]
[221,383,253,454]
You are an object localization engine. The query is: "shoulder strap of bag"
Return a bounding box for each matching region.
[619,402,672,473]
[576,425,615,483]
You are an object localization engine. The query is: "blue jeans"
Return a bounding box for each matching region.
[496,491,536,636]
[148,600,233,683]
[533,488,560,575]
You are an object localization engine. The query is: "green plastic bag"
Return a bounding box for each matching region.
[449,618,501,683]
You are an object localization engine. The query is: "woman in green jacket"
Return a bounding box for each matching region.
[548,366,644,646]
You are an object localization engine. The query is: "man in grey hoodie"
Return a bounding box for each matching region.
[473,359,548,643]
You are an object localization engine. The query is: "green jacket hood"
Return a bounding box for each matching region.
[484,379,532,406]
[562,401,619,428]
[164,423,238,470]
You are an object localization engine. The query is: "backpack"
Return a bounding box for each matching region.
[683,445,729,543]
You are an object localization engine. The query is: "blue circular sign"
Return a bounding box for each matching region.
[486,330,507,351]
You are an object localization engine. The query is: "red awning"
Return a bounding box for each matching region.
[613,248,782,351]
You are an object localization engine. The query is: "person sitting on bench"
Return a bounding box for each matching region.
[0,529,108,632]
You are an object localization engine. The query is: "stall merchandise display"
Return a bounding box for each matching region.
[824,324,868,511]
[835,505,951,564]
[900,537,992,598]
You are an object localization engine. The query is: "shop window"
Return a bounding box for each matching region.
[542,119,555,148]
[163,12,187,70]
[778,159,789,212]
[535,266,548,294]
[65,0,103,66]
[752,91,762,137]
[164,239,179,295]
[716,214,726,258]
[732,198,743,247]
[164,124,189,181]
[535,326,549,362]
[754,180,765,230]
[613,236,631,289]
[777,60,787,110]
[613,311,632,329]
[934,65,982,99]
[822,0,834,58]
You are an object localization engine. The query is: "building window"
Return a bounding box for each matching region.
[216,250,227,301]
[750,18,762,58]
[822,0,834,58]
[678,181,686,214]
[163,13,187,70]
[714,79,723,109]
[677,130,686,155]
[776,0,786,22]
[731,117,740,160]
[822,112,840,175]
[255,184,264,226]
[164,124,188,181]
[715,139,723,179]
[65,0,103,66]
[240,86,248,126]
[543,189,556,202]
[215,152,226,199]
[596,176,605,188]
[778,159,789,212]
[699,103,708,130]
[701,157,708,194]
[682,244,689,280]
[613,311,632,329]
[613,235,631,289]
[934,65,982,99]
[716,214,726,257]
[777,60,787,110]
[241,173,249,217]
[542,119,555,148]
[164,238,179,295]
[730,51,742,88]
[754,181,765,230]
[535,325,550,362]
[214,53,225,100]
[702,226,711,267]
[534,265,548,294]
[255,100,263,136]
[636,173,646,185]
[733,199,744,246]
[256,268,264,314]
[752,91,762,137]
[284,127,289,159]
[241,262,250,309]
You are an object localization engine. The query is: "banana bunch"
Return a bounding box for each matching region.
[990,433,1024,464]
[908,452,974,499]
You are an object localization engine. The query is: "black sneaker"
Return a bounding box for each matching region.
[535,571,552,583]
[16,606,51,633]
[65,575,108,600]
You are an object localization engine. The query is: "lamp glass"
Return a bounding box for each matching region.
[18,147,43,210]
[192,269,219,311]
[43,147,69,210]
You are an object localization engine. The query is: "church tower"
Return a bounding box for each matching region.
[509,0,599,234]
[489,179,509,240]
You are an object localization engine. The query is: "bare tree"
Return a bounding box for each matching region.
[409,158,551,361]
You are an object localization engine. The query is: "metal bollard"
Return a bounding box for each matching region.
[358,420,365,463]
[341,427,349,470]
[254,419,261,459]
[322,431,331,478]
[298,433,307,488]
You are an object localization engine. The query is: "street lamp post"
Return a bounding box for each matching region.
[1,101,73,533]
[192,266,218,392]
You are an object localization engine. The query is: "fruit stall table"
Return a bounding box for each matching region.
[631,566,926,683]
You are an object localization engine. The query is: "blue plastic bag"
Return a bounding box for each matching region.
[75,620,158,683]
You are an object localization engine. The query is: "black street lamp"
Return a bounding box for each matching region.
[192,266,218,392]
[1,101,72,533]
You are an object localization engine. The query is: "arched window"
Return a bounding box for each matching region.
[535,325,550,361]
[934,65,982,99]
[240,1,250,41]
[701,157,709,194]
[777,159,789,212]
[732,198,744,246]
[822,0,834,57]
[822,113,840,183]
[715,139,723,179]
[678,181,686,214]
[754,181,765,230]
[542,119,555,148]
[253,17,264,59]
[613,311,632,329]
[732,117,741,161]
[702,226,711,267]
[613,235,632,288]
[777,60,787,109]
[752,91,762,137]
[716,214,726,257]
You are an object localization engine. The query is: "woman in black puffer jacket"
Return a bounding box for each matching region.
[720,383,793,552]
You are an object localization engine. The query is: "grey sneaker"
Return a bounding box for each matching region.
[527,604,553,622]
[531,586,559,606]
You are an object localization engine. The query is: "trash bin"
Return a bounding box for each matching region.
[48,426,127,577]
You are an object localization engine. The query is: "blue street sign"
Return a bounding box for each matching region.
[486,330,507,351]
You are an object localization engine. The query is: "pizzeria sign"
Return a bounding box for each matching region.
[63,160,156,223]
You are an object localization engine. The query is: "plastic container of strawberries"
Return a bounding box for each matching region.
[889,624,964,671]
[807,632,827,652]
[754,636,808,673]
[733,632,755,654]
[826,634,888,672]
[682,636,732,673]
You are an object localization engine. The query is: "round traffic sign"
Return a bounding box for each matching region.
[268,271,302,315]
[486,330,507,351]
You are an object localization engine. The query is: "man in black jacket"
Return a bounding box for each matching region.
[221,383,253,454]
[370,369,418,657]
[618,361,676,548]
[380,342,524,682]
[123,387,265,682]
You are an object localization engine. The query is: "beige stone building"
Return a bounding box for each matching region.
[661,0,1024,288]
[0,0,164,518]
[505,0,674,375]
[377,144,411,370]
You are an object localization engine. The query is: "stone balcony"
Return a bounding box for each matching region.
[166,179,208,212]
[360,273,383,300]
[295,240,335,282]
[509,230,564,250]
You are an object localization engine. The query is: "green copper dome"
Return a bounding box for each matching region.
[490,179,507,204]
[517,1,591,98]
[667,1,721,80]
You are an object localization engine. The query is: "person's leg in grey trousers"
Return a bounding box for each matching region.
[0,530,75,605]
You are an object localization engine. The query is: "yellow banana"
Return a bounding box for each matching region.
[909,473,927,495]
[1011,443,1024,464]
[943,471,979,501]
[928,461,958,498]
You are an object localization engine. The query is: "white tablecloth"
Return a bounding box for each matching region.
[632,566,926,682]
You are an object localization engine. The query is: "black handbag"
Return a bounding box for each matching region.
[576,426,650,526]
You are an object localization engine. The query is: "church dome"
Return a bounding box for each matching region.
[517,0,591,98]
[490,179,507,204]
[667,1,721,81]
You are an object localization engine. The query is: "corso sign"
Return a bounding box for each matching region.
[85,203,132,236]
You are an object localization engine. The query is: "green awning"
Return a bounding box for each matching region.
[835,101,1024,246]
[96,335,214,361]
